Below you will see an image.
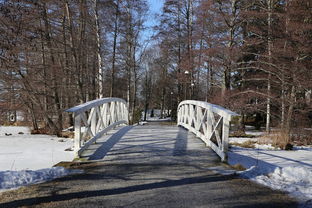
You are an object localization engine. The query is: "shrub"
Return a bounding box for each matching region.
[268,130,293,150]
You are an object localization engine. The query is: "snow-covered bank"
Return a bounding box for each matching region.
[0,126,76,191]
[228,137,312,206]
[0,126,74,171]
[0,167,81,191]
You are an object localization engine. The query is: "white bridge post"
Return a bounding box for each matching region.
[74,113,82,156]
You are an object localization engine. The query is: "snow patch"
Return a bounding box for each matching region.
[0,126,74,171]
[228,144,312,204]
[238,166,312,203]
[0,167,82,191]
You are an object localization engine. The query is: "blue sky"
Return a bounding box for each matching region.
[142,0,164,41]
[148,0,163,16]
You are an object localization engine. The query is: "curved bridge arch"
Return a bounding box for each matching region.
[177,100,238,161]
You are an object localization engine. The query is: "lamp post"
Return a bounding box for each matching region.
[170,91,173,119]
[190,82,195,99]
[184,70,190,100]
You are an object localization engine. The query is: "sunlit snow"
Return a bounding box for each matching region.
[0,126,76,191]
[228,136,312,205]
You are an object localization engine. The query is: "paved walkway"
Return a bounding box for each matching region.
[0,124,297,207]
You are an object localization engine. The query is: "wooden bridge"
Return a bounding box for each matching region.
[66,98,237,162]
[0,98,297,207]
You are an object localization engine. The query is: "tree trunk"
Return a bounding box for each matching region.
[132,51,137,121]
[29,103,39,131]
[42,2,62,134]
[78,0,87,102]
[266,0,273,134]
[177,1,182,102]
[285,85,296,134]
[160,88,165,118]
[110,0,119,97]
[92,0,103,98]
[64,0,81,103]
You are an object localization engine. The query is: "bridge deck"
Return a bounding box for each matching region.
[80,123,222,168]
[0,123,297,207]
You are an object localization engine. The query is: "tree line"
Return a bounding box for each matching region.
[0,0,311,143]
[147,0,312,144]
[0,0,147,134]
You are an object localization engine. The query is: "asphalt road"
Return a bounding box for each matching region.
[0,124,298,208]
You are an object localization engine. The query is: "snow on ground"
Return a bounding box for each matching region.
[0,167,81,191]
[0,126,76,191]
[228,135,312,206]
[0,126,74,171]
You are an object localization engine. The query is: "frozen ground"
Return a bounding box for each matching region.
[228,135,312,206]
[0,126,75,191]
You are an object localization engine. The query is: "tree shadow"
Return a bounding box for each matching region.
[0,174,230,208]
[173,127,188,156]
[83,126,133,160]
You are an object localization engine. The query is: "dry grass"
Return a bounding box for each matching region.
[54,161,91,168]
[1,121,31,126]
[229,130,257,138]
[231,163,246,171]
[230,140,256,148]
[59,131,74,138]
[31,128,50,135]
[263,130,293,150]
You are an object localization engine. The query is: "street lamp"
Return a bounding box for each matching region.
[191,82,195,99]
[184,70,191,100]
[170,91,173,119]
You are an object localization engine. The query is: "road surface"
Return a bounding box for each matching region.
[0,124,297,207]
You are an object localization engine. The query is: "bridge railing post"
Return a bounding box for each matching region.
[73,113,82,157]
[222,117,230,153]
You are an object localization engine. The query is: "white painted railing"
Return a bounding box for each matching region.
[66,98,128,157]
[177,100,237,161]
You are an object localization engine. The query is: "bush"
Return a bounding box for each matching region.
[269,130,293,150]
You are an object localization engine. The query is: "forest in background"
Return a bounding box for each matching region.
[0,0,311,146]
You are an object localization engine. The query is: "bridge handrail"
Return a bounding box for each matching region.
[66,97,127,114]
[66,97,128,157]
[177,100,238,161]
